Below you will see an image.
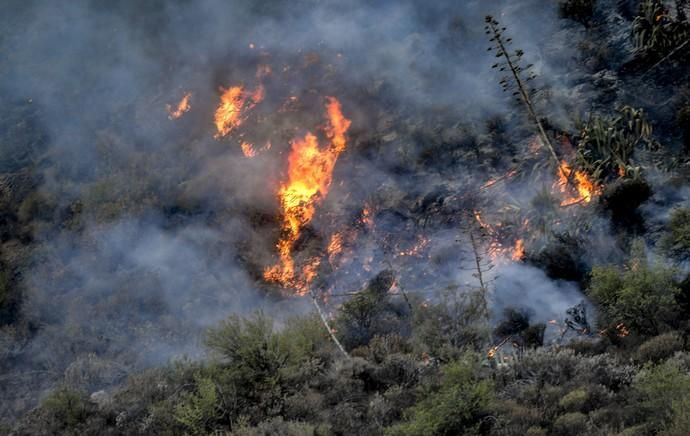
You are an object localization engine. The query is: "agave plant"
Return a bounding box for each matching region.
[632,0,690,55]
[576,106,655,182]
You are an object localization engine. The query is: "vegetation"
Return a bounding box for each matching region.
[2,1,690,435]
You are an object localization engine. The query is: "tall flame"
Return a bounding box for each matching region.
[214,85,264,138]
[264,97,351,294]
[558,160,600,206]
[167,92,192,120]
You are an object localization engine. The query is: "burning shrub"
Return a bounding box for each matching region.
[632,0,690,56]
[559,0,597,26]
[659,207,690,262]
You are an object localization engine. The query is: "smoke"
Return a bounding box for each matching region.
[0,0,630,421]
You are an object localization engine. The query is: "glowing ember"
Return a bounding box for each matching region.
[240,142,256,158]
[264,97,351,294]
[213,85,264,138]
[511,239,525,261]
[615,322,630,337]
[167,92,191,120]
[557,160,600,206]
[361,206,374,228]
[397,236,431,257]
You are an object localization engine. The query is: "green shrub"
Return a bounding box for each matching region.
[40,386,95,430]
[631,359,690,432]
[174,375,220,435]
[559,387,589,412]
[385,357,493,435]
[589,241,681,336]
[635,332,685,364]
[659,208,690,262]
[553,412,588,435]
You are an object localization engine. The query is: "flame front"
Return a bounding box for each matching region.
[264,97,351,294]
[558,160,600,206]
[167,92,192,120]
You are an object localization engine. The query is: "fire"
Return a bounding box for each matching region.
[511,239,525,261]
[361,206,374,228]
[264,97,351,294]
[557,160,600,206]
[327,232,344,264]
[167,92,191,120]
[240,142,256,158]
[213,85,264,138]
[397,236,431,257]
[615,322,630,337]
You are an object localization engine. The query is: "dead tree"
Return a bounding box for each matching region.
[485,15,572,185]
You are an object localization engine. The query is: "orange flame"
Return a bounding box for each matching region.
[327,232,344,264]
[616,322,630,337]
[511,239,525,261]
[240,142,256,158]
[214,85,264,138]
[264,97,351,294]
[167,92,191,120]
[558,160,600,206]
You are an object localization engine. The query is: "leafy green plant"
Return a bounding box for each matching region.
[589,241,681,336]
[385,357,493,435]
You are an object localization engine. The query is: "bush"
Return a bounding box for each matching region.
[630,359,690,433]
[634,332,685,364]
[40,386,97,431]
[589,241,681,336]
[553,412,588,436]
[385,357,493,435]
[559,387,589,412]
[659,208,690,262]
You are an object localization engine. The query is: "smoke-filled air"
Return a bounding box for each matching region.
[1,0,690,434]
